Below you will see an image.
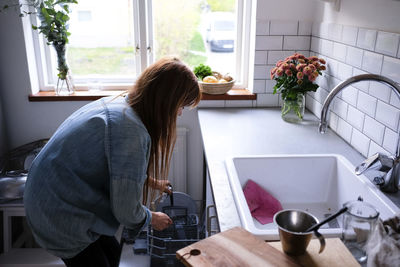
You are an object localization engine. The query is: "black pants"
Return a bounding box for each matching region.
[62,235,122,267]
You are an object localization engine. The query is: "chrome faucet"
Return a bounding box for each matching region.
[319,74,400,193]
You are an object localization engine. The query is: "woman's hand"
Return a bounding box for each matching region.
[151,211,173,231]
[148,177,172,194]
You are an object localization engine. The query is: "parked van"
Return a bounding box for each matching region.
[205,12,235,52]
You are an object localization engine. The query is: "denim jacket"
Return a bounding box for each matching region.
[24,96,152,258]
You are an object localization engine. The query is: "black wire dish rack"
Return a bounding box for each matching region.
[148,190,201,267]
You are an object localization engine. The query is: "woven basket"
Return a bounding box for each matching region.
[198,80,235,95]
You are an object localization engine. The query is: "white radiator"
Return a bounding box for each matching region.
[167,127,188,193]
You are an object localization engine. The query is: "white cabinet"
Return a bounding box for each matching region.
[204,167,219,237]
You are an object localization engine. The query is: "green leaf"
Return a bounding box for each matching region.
[41,7,50,20]
[56,12,62,20]
[32,25,38,30]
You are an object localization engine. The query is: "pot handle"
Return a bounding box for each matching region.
[314,230,326,253]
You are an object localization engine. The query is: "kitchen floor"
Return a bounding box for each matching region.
[119,244,150,267]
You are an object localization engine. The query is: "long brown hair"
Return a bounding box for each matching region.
[127,56,201,204]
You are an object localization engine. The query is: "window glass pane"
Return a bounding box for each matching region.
[152,0,237,78]
[67,0,136,81]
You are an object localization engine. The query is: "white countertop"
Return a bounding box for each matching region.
[198,108,368,232]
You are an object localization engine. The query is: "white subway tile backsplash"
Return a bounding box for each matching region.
[363,116,385,145]
[225,100,253,108]
[256,19,270,35]
[357,28,377,51]
[337,117,353,143]
[326,58,338,77]
[347,105,364,131]
[267,51,294,65]
[398,44,400,58]
[333,43,347,62]
[369,82,391,103]
[314,86,329,104]
[381,56,400,83]
[342,25,358,46]
[376,101,400,130]
[316,75,329,91]
[256,93,279,107]
[368,141,390,157]
[253,20,400,161]
[375,31,400,57]
[269,20,298,35]
[254,51,268,65]
[341,86,358,107]
[311,22,321,37]
[351,128,370,157]
[311,37,321,53]
[383,127,398,154]
[362,51,383,74]
[298,21,312,35]
[253,80,266,93]
[390,91,400,108]
[254,65,269,79]
[283,36,311,50]
[334,98,348,119]
[255,36,283,50]
[346,46,363,68]
[328,76,342,92]
[328,23,343,42]
[357,91,377,117]
[197,100,225,108]
[321,39,334,57]
[337,62,353,80]
[328,112,339,131]
[319,22,330,39]
[352,68,370,92]
[265,80,276,93]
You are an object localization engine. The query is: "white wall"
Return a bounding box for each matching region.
[314,0,400,33]
[257,0,321,21]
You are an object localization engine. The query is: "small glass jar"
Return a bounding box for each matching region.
[342,200,379,264]
[281,93,305,123]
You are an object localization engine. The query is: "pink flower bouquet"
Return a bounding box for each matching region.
[271,53,326,101]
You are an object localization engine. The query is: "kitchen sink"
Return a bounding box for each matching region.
[225,154,400,240]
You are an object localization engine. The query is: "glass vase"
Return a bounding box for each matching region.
[281,94,305,123]
[53,44,75,95]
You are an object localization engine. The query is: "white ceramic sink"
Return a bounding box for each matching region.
[225,154,400,240]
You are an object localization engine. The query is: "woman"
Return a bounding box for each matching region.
[23,56,201,266]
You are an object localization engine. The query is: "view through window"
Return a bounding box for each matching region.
[37,0,241,90]
[152,0,237,78]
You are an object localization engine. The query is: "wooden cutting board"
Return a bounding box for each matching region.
[176,227,360,267]
[268,237,360,267]
[176,227,300,267]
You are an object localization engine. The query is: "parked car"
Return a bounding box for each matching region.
[206,12,235,52]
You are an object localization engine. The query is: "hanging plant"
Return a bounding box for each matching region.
[1,0,78,94]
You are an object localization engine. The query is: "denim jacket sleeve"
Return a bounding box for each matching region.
[103,99,152,232]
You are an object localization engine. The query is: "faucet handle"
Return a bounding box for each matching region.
[355,153,394,175]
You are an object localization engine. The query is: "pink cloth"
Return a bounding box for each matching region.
[243,179,283,224]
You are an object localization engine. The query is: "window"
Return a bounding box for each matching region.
[26,0,254,92]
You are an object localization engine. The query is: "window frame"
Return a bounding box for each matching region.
[24,0,254,93]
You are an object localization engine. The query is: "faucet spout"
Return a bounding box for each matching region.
[319,74,400,193]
